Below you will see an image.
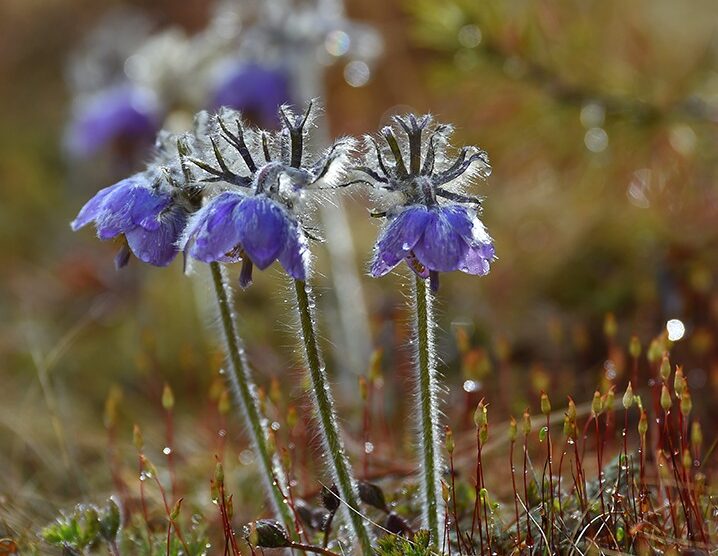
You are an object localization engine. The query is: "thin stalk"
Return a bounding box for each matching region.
[293,278,374,556]
[412,275,443,544]
[209,262,295,536]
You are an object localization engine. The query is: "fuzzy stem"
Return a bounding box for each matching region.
[209,262,295,536]
[293,278,374,556]
[412,275,443,544]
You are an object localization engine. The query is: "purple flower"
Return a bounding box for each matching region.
[178,103,349,287]
[360,115,495,290]
[210,62,291,129]
[181,191,309,286]
[65,85,160,158]
[372,204,494,278]
[71,174,186,267]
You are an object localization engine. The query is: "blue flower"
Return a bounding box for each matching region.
[182,190,309,285]
[359,115,495,290]
[209,62,291,128]
[372,204,494,279]
[65,85,160,158]
[71,174,187,267]
[179,104,350,287]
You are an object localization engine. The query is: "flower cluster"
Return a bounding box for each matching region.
[73,105,494,291]
[358,114,495,291]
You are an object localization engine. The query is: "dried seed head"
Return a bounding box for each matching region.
[622,382,634,410]
[540,391,551,416]
[245,520,291,548]
[358,481,388,512]
[322,484,340,512]
[660,384,672,412]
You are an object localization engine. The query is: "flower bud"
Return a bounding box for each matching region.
[660,384,672,412]
[99,499,121,542]
[539,426,548,443]
[638,410,648,439]
[133,424,143,451]
[358,481,388,512]
[244,520,291,548]
[162,383,175,411]
[441,479,451,503]
[622,382,634,410]
[603,313,617,338]
[659,354,671,382]
[522,409,532,436]
[691,422,703,451]
[445,426,455,454]
[567,397,577,420]
[218,388,231,416]
[604,386,615,412]
[287,405,298,430]
[214,461,224,485]
[673,366,686,397]
[540,392,551,416]
[269,377,282,407]
[474,399,487,428]
[509,416,517,442]
[479,423,488,445]
[680,389,692,418]
[682,449,692,471]
[629,335,641,359]
[591,390,603,417]
[170,498,183,521]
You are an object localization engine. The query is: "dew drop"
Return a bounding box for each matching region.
[163,446,172,455]
[364,441,375,454]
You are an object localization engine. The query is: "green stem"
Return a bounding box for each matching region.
[413,274,442,543]
[293,279,374,555]
[209,262,295,536]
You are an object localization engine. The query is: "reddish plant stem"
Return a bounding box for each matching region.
[522,433,532,550]
[165,407,178,501]
[449,450,468,555]
[509,439,522,550]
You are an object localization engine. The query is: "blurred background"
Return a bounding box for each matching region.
[1,0,717,547]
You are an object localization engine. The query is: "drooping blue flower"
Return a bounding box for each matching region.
[359,114,495,290]
[65,85,160,158]
[209,62,291,129]
[71,173,187,267]
[179,104,350,287]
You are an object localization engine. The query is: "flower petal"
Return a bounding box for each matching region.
[125,207,186,266]
[370,206,431,277]
[278,224,310,280]
[235,197,288,270]
[184,192,245,263]
[70,183,118,231]
[459,242,495,276]
[412,209,469,272]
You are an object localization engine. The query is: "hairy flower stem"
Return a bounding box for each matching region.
[293,278,374,556]
[412,275,443,544]
[209,262,295,536]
